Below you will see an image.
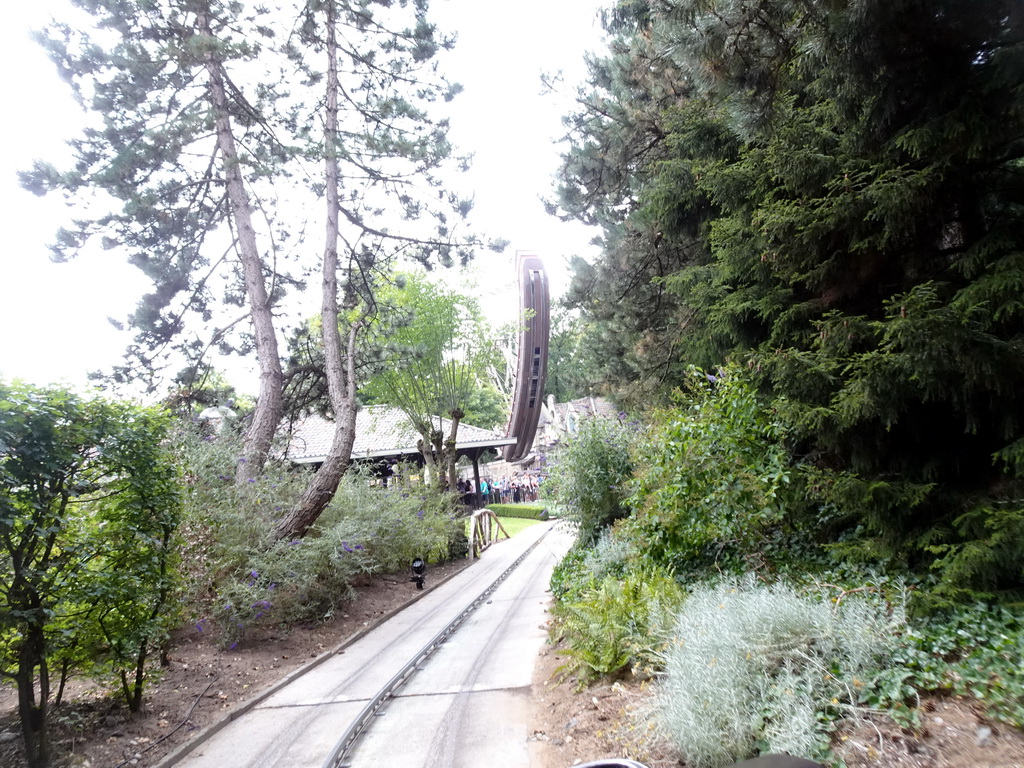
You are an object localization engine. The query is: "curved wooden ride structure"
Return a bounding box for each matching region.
[503,254,550,462]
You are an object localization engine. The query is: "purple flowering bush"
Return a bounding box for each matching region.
[177,430,462,643]
[315,466,462,573]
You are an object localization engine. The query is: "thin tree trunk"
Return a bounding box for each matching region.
[18,625,49,768]
[54,658,71,708]
[275,4,358,539]
[196,3,283,482]
[444,409,463,490]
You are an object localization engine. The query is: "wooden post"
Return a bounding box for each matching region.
[468,508,510,558]
[472,450,483,509]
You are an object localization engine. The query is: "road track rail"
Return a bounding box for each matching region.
[322,529,549,768]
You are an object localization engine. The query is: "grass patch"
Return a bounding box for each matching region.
[463,513,541,540]
[496,516,542,536]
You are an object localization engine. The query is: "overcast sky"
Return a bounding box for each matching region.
[0,0,604,394]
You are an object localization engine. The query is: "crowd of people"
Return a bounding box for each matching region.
[456,473,540,507]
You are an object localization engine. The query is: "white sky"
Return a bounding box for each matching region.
[0,0,604,395]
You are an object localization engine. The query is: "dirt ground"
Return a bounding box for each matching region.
[3,560,1024,768]
[527,641,1024,768]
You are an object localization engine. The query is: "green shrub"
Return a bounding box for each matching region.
[653,577,905,767]
[318,474,461,572]
[886,603,1024,727]
[550,545,590,602]
[0,383,181,765]
[582,529,635,581]
[544,415,637,545]
[176,430,463,644]
[553,564,684,683]
[624,367,798,573]
[485,502,548,519]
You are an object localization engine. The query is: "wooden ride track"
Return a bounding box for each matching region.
[502,254,550,462]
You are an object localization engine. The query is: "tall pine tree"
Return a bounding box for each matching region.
[556,0,1024,594]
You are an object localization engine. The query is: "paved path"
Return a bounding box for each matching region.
[159,521,573,768]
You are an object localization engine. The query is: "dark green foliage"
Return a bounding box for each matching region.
[554,0,1024,597]
[163,365,250,419]
[552,565,684,684]
[0,382,180,766]
[549,545,589,602]
[544,309,596,403]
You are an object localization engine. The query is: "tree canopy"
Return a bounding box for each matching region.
[23,0,488,486]
[361,273,500,487]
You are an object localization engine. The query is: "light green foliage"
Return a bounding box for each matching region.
[654,578,905,767]
[554,564,684,684]
[625,367,794,571]
[176,428,461,642]
[459,383,508,432]
[583,529,635,581]
[361,274,495,487]
[0,382,180,764]
[544,415,636,545]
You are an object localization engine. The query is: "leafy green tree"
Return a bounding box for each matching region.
[459,382,508,431]
[545,308,595,403]
[555,0,1024,595]
[362,274,493,488]
[0,382,180,767]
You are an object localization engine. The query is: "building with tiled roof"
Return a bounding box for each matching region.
[467,394,619,482]
[283,405,515,466]
[535,394,619,452]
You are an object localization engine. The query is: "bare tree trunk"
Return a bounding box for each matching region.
[275,4,358,539]
[443,408,463,490]
[414,426,440,488]
[197,3,283,483]
[17,624,49,768]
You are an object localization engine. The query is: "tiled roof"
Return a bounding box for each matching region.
[283,405,515,464]
[559,395,619,421]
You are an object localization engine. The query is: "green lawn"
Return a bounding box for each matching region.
[495,515,542,536]
[464,513,542,540]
